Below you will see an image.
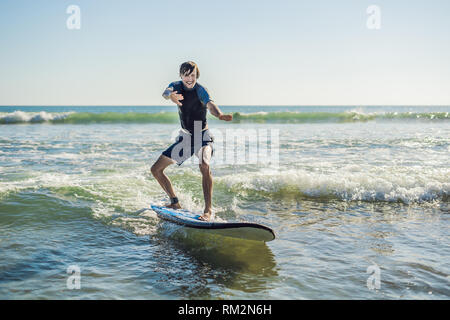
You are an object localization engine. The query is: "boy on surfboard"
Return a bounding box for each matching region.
[151,61,232,221]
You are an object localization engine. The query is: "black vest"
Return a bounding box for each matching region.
[178,84,207,133]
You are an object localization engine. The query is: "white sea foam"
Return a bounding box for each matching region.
[0,111,73,123]
[218,167,449,204]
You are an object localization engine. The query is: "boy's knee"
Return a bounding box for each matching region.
[151,164,162,176]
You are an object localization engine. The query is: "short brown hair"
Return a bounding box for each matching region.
[179,61,200,79]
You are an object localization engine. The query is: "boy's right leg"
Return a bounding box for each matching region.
[150,155,181,209]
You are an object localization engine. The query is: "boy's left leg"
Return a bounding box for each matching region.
[198,145,213,221]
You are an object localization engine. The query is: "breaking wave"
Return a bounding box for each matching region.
[1,110,448,125]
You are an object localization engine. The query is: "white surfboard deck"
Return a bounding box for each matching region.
[150,205,275,242]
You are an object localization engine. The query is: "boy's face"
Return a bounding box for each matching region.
[180,69,197,89]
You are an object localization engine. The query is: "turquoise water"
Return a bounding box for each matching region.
[0,106,449,299]
[1,105,449,124]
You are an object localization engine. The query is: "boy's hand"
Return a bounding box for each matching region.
[219,114,233,121]
[170,91,184,106]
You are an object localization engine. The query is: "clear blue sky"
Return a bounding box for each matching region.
[1,0,449,106]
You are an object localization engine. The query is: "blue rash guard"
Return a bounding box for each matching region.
[163,81,213,134]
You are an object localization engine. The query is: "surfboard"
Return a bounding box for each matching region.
[150,205,275,242]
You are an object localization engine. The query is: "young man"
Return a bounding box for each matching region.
[151,61,232,221]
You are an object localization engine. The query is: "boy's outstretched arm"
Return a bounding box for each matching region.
[207,101,233,121]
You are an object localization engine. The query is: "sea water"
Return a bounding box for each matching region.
[0,105,448,299]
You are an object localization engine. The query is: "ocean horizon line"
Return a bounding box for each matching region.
[1,104,450,108]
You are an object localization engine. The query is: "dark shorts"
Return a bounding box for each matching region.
[162,129,214,165]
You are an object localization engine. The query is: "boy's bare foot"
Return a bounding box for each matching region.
[198,210,211,221]
[165,202,181,210]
